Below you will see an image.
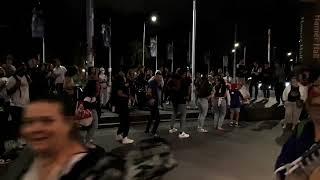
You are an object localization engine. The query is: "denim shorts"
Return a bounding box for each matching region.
[230,108,240,113]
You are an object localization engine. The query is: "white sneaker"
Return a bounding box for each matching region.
[169,128,178,134]
[116,134,123,141]
[179,132,190,139]
[122,137,134,144]
[198,128,208,133]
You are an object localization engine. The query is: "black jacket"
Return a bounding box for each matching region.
[1,138,177,180]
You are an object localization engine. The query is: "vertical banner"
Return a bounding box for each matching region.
[300,0,320,64]
[31,4,45,63]
[31,7,44,38]
[313,15,320,60]
[101,24,111,48]
[223,56,229,67]
[167,43,173,60]
[268,29,271,64]
[150,37,157,57]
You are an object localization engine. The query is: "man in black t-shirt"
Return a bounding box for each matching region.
[168,68,190,139]
[145,71,162,136]
[261,63,272,100]
[113,73,134,144]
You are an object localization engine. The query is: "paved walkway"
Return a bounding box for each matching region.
[93,119,282,180]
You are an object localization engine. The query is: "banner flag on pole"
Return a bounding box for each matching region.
[150,37,157,57]
[31,6,44,38]
[223,56,229,67]
[101,23,111,47]
[167,43,173,60]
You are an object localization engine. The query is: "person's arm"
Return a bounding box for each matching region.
[226,90,231,106]
[6,77,20,95]
[282,86,290,102]
[26,74,32,84]
[299,85,308,102]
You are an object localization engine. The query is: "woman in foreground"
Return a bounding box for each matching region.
[1,98,176,180]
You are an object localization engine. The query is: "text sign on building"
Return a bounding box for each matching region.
[313,15,320,60]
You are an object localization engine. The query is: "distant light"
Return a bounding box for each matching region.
[287,52,292,57]
[285,82,290,87]
[234,43,240,48]
[151,15,157,23]
[268,85,272,89]
[248,77,252,80]
[258,83,262,89]
[290,59,294,62]
[232,49,236,53]
[82,69,86,73]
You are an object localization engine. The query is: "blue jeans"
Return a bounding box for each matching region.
[197,98,208,129]
[171,104,187,133]
[212,98,227,129]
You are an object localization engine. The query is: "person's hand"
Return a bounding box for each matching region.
[148,99,155,106]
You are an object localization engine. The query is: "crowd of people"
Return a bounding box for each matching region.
[1,53,319,179]
[0,54,308,150]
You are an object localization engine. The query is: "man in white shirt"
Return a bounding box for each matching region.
[6,63,31,141]
[53,59,67,96]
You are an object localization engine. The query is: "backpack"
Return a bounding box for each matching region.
[75,100,93,127]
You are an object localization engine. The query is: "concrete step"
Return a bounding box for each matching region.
[98,97,285,129]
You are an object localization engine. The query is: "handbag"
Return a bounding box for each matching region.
[75,100,93,127]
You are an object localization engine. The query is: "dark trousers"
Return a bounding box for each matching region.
[249,81,259,99]
[262,83,270,99]
[56,83,64,96]
[117,103,130,138]
[0,111,8,155]
[275,82,285,103]
[146,103,160,134]
[8,106,23,140]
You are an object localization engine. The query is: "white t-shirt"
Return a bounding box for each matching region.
[53,66,67,84]
[6,75,30,107]
[0,77,9,102]
[99,74,108,89]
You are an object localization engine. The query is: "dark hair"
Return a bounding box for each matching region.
[217,78,226,86]
[84,80,97,97]
[28,98,81,141]
[88,67,95,76]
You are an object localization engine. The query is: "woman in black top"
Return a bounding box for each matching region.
[282,76,307,130]
[113,73,134,144]
[211,78,230,131]
[196,75,211,133]
[82,80,99,148]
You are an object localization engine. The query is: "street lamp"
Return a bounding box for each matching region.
[287,52,292,57]
[151,15,158,23]
[234,42,240,48]
[232,49,236,53]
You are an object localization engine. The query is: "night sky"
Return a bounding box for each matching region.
[0,0,299,71]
